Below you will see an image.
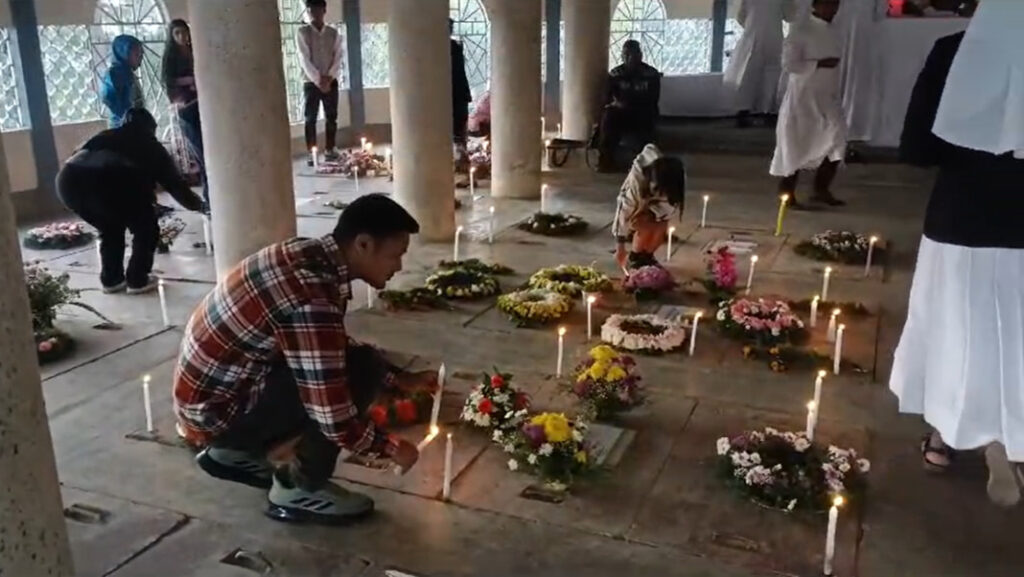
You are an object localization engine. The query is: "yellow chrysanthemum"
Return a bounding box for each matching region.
[576,371,589,383]
[606,365,627,382]
[574,450,588,464]
[531,412,572,443]
[588,361,609,380]
[589,345,618,362]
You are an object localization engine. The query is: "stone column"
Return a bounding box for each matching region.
[0,137,74,575]
[562,0,612,141]
[389,0,456,241]
[489,0,542,199]
[189,0,297,276]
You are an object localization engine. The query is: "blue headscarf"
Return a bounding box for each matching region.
[101,35,144,128]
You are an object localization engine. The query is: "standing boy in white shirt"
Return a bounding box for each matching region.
[297,0,344,165]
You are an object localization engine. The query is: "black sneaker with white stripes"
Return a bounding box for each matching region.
[195,447,274,489]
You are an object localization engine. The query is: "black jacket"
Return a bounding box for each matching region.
[451,39,472,105]
[606,62,662,123]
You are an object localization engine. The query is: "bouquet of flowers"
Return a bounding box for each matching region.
[701,246,738,302]
[601,314,688,354]
[517,212,589,236]
[497,288,573,327]
[425,268,500,299]
[716,427,870,511]
[716,297,807,347]
[23,222,94,250]
[467,138,491,179]
[506,413,591,488]
[156,216,187,253]
[529,265,612,298]
[570,345,645,420]
[794,230,880,265]
[367,389,434,428]
[623,265,675,301]
[24,262,111,363]
[461,369,531,432]
[340,149,390,177]
[438,258,513,276]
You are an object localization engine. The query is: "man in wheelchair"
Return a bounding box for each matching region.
[595,40,662,172]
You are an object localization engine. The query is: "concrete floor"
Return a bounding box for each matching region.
[19,131,1024,576]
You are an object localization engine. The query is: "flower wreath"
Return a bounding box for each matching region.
[570,345,645,421]
[461,369,531,432]
[517,212,589,237]
[794,230,882,265]
[425,268,500,299]
[23,222,94,250]
[716,297,807,347]
[497,288,573,327]
[716,427,869,512]
[505,413,592,487]
[378,287,452,311]
[529,265,612,298]
[35,327,75,365]
[367,389,434,428]
[600,314,688,353]
[438,258,514,276]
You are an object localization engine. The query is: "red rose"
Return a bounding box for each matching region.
[394,399,418,424]
[478,398,494,415]
[513,392,530,410]
[490,374,505,388]
[368,405,389,427]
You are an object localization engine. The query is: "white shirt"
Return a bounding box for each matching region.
[296,23,344,84]
[723,0,796,114]
[613,144,678,239]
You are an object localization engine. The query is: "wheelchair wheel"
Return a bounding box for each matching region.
[585,144,601,171]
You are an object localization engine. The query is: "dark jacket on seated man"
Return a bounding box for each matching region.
[597,40,662,170]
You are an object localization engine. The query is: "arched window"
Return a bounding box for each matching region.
[0,27,27,131]
[609,0,667,71]
[449,0,489,102]
[278,0,349,123]
[90,0,170,130]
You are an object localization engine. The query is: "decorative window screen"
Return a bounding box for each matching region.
[0,27,28,131]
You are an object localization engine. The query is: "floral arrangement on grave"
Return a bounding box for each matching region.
[438,258,514,276]
[378,287,452,311]
[467,138,491,179]
[528,265,613,298]
[716,297,807,347]
[23,222,94,250]
[316,149,389,176]
[367,388,435,428]
[497,288,573,327]
[517,212,589,237]
[24,262,113,364]
[156,216,187,253]
[425,267,500,300]
[601,314,688,354]
[570,345,645,421]
[716,427,870,512]
[461,369,531,432]
[506,413,592,490]
[700,246,738,303]
[623,265,676,301]
[794,231,882,265]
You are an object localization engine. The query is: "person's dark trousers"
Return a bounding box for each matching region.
[453,101,469,145]
[598,106,655,169]
[207,344,394,491]
[56,163,159,289]
[778,158,841,202]
[177,100,208,204]
[303,80,339,151]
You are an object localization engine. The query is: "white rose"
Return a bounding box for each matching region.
[716,437,731,456]
[771,327,781,337]
[793,437,811,452]
[479,414,491,427]
[492,430,504,442]
[507,459,519,471]
[857,458,871,473]
[504,443,515,453]
[716,309,726,321]
[527,454,538,465]
[539,443,554,456]
[572,429,584,443]
[839,462,851,473]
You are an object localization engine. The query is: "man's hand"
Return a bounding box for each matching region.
[392,439,420,473]
[319,75,333,93]
[615,244,628,269]
[394,370,439,394]
[817,57,840,69]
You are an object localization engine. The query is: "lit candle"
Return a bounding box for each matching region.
[385,146,393,172]
[430,363,446,430]
[142,374,154,433]
[470,166,477,198]
[311,146,319,170]
[442,432,454,501]
[366,285,374,309]
[810,295,820,328]
[95,240,102,263]
[864,235,878,278]
[586,295,596,340]
[360,136,367,150]
[813,369,826,409]
[540,184,548,214]
[805,400,817,441]
[775,194,789,237]
[666,226,676,261]
[543,139,551,170]
[488,206,496,244]
[453,226,463,262]
[821,266,832,303]
[824,495,844,575]
[353,166,359,191]
[157,279,170,327]
[833,324,845,375]
[689,311,703,356]
[745,255,759,295]
[556,326,566,377]
[416,426,439,452]
[701,194,709,228]
[827,309,840,342]
[541,116,546,137]
[202,215,212,255]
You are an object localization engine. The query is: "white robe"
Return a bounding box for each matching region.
[835,0,887,141]
[723,0,796,114]
[770,15,847,177]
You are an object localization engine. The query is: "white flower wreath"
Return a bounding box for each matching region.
[600,314,688,353]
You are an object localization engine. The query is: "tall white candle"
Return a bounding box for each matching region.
[701,195,709,228]
[442,432,454,501]
[813,369,826,409]
[556,326,566,377]
[689,311,703,356]
[543,139,551,170]
[586,295,596,340]
[469,166,476,199]
[827,309,840,342]
[864,236,878,278]
[810,295,820,328]
[806,400,817,441]
[311,146,319,170]
[453,226,463,262]
[202,215,212,255]
[821,267,833,303]
[142,374,154,433]
[540,184,549,214]
[833,324,845,375]
[488,206,496,244]
[430,363,446,430]
[541,116,546,137]
[666,226,676,261]
[415,427,439,452]
[353,167,359,191]
[385,146,393,173]
[366,285,374,309]
[824,496,844,575]
[157,279,170,327]
[95,240,102,264]
[745,255,759,295]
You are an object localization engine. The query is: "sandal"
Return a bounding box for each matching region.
[920,433,954,473]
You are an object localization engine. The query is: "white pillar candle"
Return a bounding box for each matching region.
[488,206,496,244]
[557,122,562,137]
[366,285,374,309]
[540,184,549,214]
[385,147,393,173]
[543,139,551,170]
[142,374,154,433]
[453,226,463,262]
[430,363,446,430]
[833,324,845,375]
[95,240,102,263]
[556,326,566,377]
[360,136,367,150]
[864,236,878,278]
[813,369,826,409]
[353,166,359,191]
[666,226,676,261]
[202,215,212,255]
[821,266,833,304]
[442,432,454,501]
[311,146,319,169]
[586,295,596,340]
[541,116,546,137]
[701,195,709,228]
[469,166,476,199]
[689,311,703,357]
[745,255,759,295]
[824,496,844,575]
[809,295,820,328]
[157,279,170,327]
[827,309,840,342]
[415,427,439,452]
[805,400,817,441]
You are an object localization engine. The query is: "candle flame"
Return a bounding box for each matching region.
[818,369,827,378]
[833,495,845,507]
[838,323,846,331]
[430,425,440,437]
[489,206,495,214]
[446,432,453,440]
[158,278,165,287]
[456,225,464,233]
[558,326,566,336]
[751,255,759,263]
[870,235,878,242]
[143,374,151,383]
[703,194,710,201]
[813,295,820,302]
[825,266,833,274]
[545,139,551,146]
[832,308,841,316]
[587,295,597,304]
[807,400,816,410]
[780,194,790,203]
[470,166,477,173]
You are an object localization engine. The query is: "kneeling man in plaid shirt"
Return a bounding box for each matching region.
[173,194,435,525]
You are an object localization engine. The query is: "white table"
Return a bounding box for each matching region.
[865,18,968,147]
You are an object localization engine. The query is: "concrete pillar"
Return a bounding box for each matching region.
[562,0,612,141]
[389,0,456,241]
[489,0,542,199]
[0,136,74,575]
[189,0,297,276]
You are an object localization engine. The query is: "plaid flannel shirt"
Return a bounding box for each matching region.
[173,235,398,457]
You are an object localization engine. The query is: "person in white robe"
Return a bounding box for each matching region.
[769,0,847,207]
[723,0,797,126]
[834,0,888,142]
